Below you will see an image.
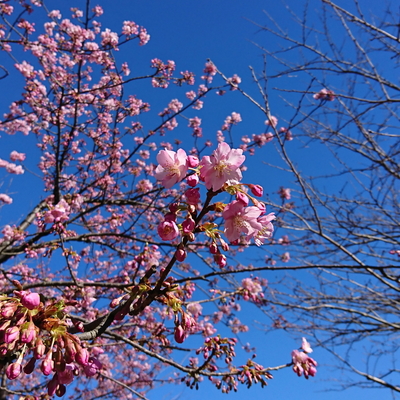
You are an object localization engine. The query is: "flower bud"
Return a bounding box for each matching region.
[5,326,20,343]
[34,338,46,359]
[186,174,199,187]
[249,184,263,197]
[209,242,218,254]
[1,302,18,318]
[21,321,37,343]
[175,248,187,262]
[75,347,89,366]
[214,253,227,268]
[236,191,249,206]
[20,292,40,310]
[6,361,21,380]
[41,352,54,376]
[184,188,200,205]
[174,325,186,344]
[187,155,199,168]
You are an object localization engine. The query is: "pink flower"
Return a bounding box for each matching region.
[83,357,102,377]
[313,88,335,101]
[265,115,278,127]
[223,201,262,243]
[278,187,291,200]
[6,163,24,174]
[281,252,290,262]
[292,349,317,379]
[9,151,26,161]
[200,142,245,191]
[301,337,313,353]
[154,149,188,188]
[253,212,275,246]
[157,220,179,241]
[44,199,70,224]
[0,194,12,204]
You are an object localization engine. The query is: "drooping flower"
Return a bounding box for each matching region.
[200,142,245,191]
[154,149,188,188]
[292,349,317,379]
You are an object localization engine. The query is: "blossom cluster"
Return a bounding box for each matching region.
[291,338,317,379]
[155,142,275,265]
[0,290,101,396]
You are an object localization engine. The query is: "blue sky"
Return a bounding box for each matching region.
[0,0,395,399]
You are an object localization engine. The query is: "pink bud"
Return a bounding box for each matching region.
[182,218,195,234]
[6,361,21,380]
[174,325,186,343]
[20,292,40,310]
[249,184,263,197]
[187,155,199,168]
[169,203,179,213]
[175,248,187,262]
[209,242,218,254]
[1,302,18,318]
[5,326,20,343]
[214,253,227,268]
[187,173,199,187]
[75,347,89,366]
[236,191,249,206]
[184,188,200,205]
[41,352,54,376]
[34,338,46,359]
[21,321,36,343]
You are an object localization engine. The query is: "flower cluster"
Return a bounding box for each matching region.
[154,143,275,263]
[0,291,101,395]
[291,338,317,379]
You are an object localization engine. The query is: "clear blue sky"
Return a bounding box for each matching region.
[0,1,392,399]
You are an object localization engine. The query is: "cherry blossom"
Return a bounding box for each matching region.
[154,149,188,188]
[223,201,263,243]
[200,142,245,191]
